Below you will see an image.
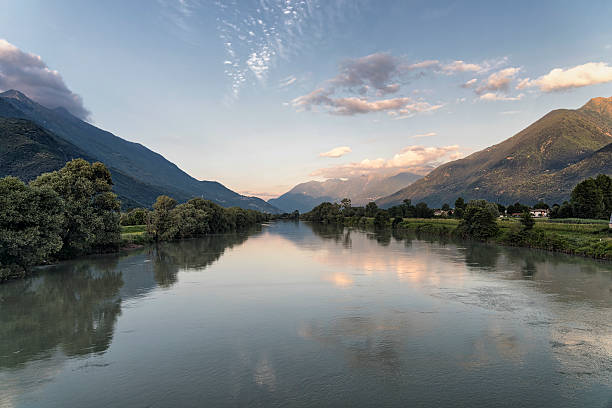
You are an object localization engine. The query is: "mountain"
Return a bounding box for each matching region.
[269,172,422,213]
[0,117,176,208]
[378,97,612,208]
[0,90,279,212]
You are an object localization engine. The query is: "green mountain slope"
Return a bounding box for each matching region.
[0,117,180,208]
[0,90,279,212]
[378,97,612,207]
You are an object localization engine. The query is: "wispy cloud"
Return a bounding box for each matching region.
[0,39,90,120]
[410,132,437,138]
[320,146,352,158]
[479,92,524,101]
[311,145,465,178]
[517,62,612,92]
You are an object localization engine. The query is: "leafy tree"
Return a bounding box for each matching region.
[497,203,506,215]
[533,201,549,210]
[120,208,149,226]
[454,197,465,218]
[441,203,451,211]
[0,177,64,280]
[340,198,351,210]
[302,202,342,224]
[365,201,378,217]
[31,159,121,257]
[456,199,500,241]
[415,202,434,218]
[520,210,535,231]
[571,178,604,219]
[151,195,178,241]
[506,202,529,215]
[373,210,390,228]
[594,174,612,215]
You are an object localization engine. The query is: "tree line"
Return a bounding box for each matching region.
[0,159,270,282]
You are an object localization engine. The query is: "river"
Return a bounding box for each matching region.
[1,221,611,407]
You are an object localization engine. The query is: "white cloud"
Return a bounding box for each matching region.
[292,91,442,116]
[311,145,465,178]
[475,67,520,94]
[320,146,352,158]
[479,92,524,101]
[442,60,482,73]
[517,62,612,92]
[461,78,478,88]
[0,39,90,120]
[410,132,437,138]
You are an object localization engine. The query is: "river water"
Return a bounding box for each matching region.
[1,221,611,407]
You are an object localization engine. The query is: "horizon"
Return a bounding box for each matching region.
[2,1,612,201]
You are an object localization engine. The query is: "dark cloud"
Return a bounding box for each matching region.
[0,39,90,120]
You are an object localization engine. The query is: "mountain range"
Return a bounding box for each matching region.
[378,97,612,208]
[0,90,280,212]
[269,172,422,213]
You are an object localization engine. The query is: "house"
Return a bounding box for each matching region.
[434,210,449,217]
[609,213,612,229]
[529,209,549,218]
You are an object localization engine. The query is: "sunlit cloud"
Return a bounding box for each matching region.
[320,146,352,158]
[410,132,437,138]
[311,145,466,178]
[516,62,612,92]
[0,39,90,120]
[475,67,520,94]
[479,92,524,101]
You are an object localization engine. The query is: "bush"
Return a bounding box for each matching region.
[456,200,500,241]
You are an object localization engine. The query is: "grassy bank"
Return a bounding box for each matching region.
[120,225,152,247]
[350,217,612,260]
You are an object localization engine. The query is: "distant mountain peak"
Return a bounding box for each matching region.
[0,89,30,101]
[579,96,612,118]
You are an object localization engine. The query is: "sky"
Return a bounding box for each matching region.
[1,0,612,200]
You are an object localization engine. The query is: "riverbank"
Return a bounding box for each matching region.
[341,217,612,260]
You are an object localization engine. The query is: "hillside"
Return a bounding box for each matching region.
[0,117,181,208]
[0,90,279,212]
[270,172,422,212]
[378,97,612,207]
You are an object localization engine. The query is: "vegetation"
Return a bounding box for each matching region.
[302,174,612,260]
[0,159,271,282]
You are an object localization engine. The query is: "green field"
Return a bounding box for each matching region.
[387,217,612,260]
[120,225,150,245]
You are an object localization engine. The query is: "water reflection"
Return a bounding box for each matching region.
[0,221,611,407]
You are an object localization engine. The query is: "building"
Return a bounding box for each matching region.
[529,209,549,218]
[609,213,612,229]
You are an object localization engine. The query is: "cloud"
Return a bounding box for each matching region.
[479,92,524,101]
[407,60,440,70]
[410,132,437,138]
[331,52,402,93]
[278,75,297,88]
[442,60,482,73]
[320,146,352,158]
[475,67,520,94]
[0,39,90,120]
[461,78,478,88]
[292,90,442,116]
[516,62,612,92]
[311,145,464,178]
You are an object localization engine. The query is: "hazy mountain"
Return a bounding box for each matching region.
[269,172,422,213]
[378,97,612,208]
[0,90,280,212]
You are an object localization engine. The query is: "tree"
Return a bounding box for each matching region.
[594,174,612,215]
[441,203,451,211]
[520,210,535,231]
[0,177,64,280]
[31,159,121,257]
[415,202,434,218]
[497,203,506,215]
[373,210,390,228]
[506,202,529,215]
[571,178,604,219]
[456,199,500,241]
[151,195,178,241]
[365,201,378,217]
[454,197,465,218]
[340,198,351,210]
[533,201,549,210]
